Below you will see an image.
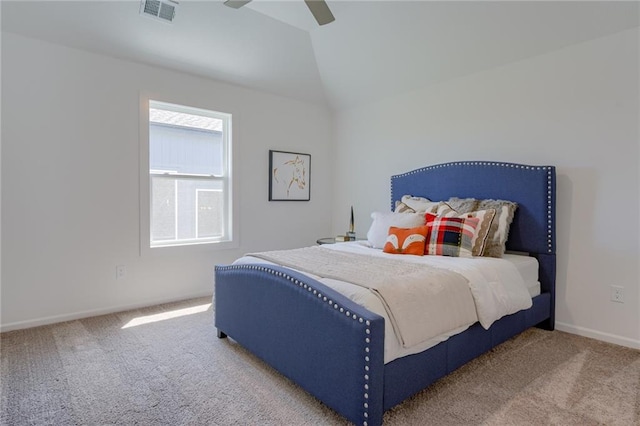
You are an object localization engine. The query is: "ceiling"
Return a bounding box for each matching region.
[2,1,639,110]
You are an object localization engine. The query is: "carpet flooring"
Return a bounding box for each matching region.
[2,297,639,425]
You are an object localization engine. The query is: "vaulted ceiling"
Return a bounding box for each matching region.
[2,1,639,110]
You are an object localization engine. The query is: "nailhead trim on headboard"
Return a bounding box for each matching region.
[390,161,555,254]
[547,167,553,253]
[219,264,373,425]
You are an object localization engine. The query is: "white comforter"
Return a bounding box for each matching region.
[234,241,532,363]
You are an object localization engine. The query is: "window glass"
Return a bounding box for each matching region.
[148,101,231,247]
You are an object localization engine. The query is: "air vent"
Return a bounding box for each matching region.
[140,0,178,23]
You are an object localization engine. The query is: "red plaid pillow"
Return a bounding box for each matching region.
[424,213,479,257]
[434,204,497,256]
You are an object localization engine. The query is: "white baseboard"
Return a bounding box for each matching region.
[5,304,638,351]
[556,321,640,350]
[0,291,213,333]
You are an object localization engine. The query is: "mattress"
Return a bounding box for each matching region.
[234,242,539,363]
[502,253,540,298]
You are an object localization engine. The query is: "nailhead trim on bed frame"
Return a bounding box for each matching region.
[221,264,372,425]
[390,161,555,254]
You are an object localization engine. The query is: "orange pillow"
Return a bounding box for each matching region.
[383,226,429,255]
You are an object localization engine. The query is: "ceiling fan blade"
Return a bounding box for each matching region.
[304,0,335,26]
[224,0,252,9]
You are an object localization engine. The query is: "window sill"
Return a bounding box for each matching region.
[141,238,240,257]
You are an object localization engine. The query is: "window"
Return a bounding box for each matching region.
[147,100,232,248]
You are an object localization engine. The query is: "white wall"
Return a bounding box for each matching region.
[2,27,639,351]
[332,28,640,348]
[1,33,333,329]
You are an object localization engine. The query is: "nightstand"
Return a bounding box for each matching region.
[317,237,362,245]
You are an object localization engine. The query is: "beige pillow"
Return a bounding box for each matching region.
[394,195,440,214]
[436,203,496,256]
[394,200,416,213]
[446,197,518,258]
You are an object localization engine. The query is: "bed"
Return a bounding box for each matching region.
[214,161,556,426]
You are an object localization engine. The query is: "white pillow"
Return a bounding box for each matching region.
[366,212,426,249]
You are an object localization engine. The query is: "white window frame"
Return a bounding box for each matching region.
[139,94,238,255]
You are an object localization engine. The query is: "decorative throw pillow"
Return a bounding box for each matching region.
[435,203,497,256]
[446,197,518,258]
[393,200,416,213]
[443,197,480,213]
[394,195,440,214]
[424,213,479,258]
[366,212,426,249]
[394,200,416,213]
[383,226,429,255]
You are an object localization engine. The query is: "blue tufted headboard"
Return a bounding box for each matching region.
[390,161,556,327]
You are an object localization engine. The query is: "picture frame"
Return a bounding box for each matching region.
[269,150,311,201]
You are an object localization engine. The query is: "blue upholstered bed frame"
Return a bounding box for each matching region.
[215,161,556,426]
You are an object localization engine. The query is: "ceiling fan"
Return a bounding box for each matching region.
[224,0,335,26]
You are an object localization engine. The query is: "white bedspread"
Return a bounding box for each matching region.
[247,246,478,349]
[234,241,532,363]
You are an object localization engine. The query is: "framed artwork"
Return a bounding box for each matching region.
[269,150,311,201]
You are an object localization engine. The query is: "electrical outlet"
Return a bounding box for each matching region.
[116,265,127,280]
[610,285,624,303]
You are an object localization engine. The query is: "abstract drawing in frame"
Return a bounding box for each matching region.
[269,150,311,201]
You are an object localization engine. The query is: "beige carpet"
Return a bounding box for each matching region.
[2,297,639,425]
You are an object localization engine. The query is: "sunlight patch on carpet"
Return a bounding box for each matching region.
[573,357,640,425]
[121,304,212,329]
